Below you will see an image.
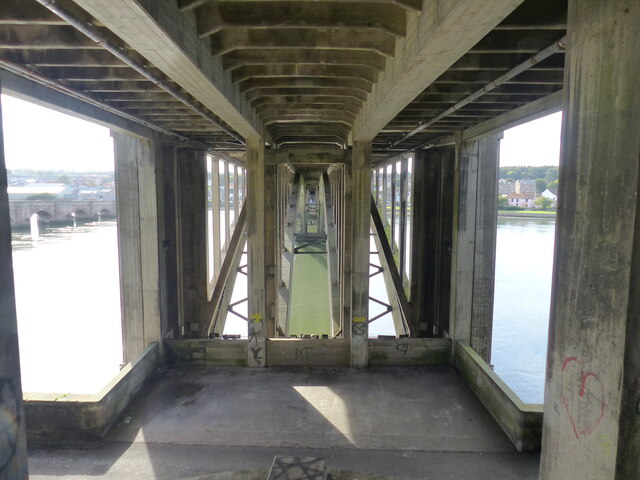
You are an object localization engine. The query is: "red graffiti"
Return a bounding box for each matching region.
[560,357,605,439]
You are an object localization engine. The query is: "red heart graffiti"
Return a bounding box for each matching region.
[560,357,606,439]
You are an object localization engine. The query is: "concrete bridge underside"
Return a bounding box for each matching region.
[0,1,638,479]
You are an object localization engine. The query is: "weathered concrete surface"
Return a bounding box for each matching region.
[540,1,640,479]
[0,79,29,480]
[27,366,539,479]
[24,342,160,445]
[165,340,248,367]
[454,341,543,453]
[368,338,451,367]
[266,339,349,367]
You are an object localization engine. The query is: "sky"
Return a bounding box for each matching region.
[500,111,562,167]
[2,93,562,171]
[1,94,115,172]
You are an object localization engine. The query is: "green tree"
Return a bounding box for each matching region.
[535,178,547,193]
[497,196,508,209]
[535,196,554,210]
[548,179,559,189]
[56,174,71,184]
[26,193,56,200]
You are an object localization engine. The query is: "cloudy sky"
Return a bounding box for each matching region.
[2,94,114,171]
[2,93,562,171]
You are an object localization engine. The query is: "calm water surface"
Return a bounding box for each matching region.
[12,217,554,400]
[492,217,555,404]
[12,221,122,394]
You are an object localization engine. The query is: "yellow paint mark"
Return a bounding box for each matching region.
[250,313,263,322]
[353,317,366,323]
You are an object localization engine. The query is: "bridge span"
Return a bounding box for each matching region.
[9,200,117,228]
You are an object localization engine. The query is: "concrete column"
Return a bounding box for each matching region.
[0,80,29,480]
[450,134,500,362]
[175,147,207,338]
[113,132,162,362]
[156,143,179,340]
[350,141,372,367]
[410,146,455,337]
[246,137,266,367]
[264,162,277,338]
[540,1,640,479]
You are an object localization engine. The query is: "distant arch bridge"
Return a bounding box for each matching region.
[9,200,117,228]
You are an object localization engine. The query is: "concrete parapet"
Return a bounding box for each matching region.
[267,338,349,367]
[368,338,451,366]
[165,339,248,366]
[453,340,543,452]
[23,342,160,444]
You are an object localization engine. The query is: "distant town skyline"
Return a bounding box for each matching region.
[2,94,562,171]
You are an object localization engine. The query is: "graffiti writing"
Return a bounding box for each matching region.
[560,357,605,439]
[295,347,313,362]
[251,347,263,366]
[352,317,367,336]
[0,377,20,474]
[396,342,410,356]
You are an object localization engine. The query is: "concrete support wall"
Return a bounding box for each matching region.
[450,134,500,362]
[246,138,267,366]
[113,132,162,362]
[350,141,372,367]
[0,80,29,480]
[540,1,640,479]
[175,148,207,338]
[410,146,455,337]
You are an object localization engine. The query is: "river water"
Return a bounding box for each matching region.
[11,217,555,402]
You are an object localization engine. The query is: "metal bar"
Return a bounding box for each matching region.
[34,0,245,145]
[389,36,567,148]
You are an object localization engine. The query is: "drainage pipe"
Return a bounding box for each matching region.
[35,0,246,146]
[389,36,566,148]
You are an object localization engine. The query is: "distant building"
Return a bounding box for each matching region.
[506,193,536,209]
[515,179,536,195]
[498,178,516,195]
[541,188,558,206]
[7,183,68,201]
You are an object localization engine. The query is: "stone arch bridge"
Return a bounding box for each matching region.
[9,200,117,228]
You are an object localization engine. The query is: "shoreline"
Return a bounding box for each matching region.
[498,211,556,219]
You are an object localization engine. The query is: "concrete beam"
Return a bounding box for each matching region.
[246,137,267,366]
[197,2,406,37]
[211,28,396,57]
[223,49,386,71]
[352,0,525,141]
[0,77,29,480]
[540,1,640,478]
[231,65,378,84]
[72,0,261,141]
[240,77,373,94]
[350,141,372,366]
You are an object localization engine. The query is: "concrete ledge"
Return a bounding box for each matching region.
[24,342,160,444]
[267,338,350,366]
[368,338,451,366]
[453,340,543,452]
[165,339,248,366]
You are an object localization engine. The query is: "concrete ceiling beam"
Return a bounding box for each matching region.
[251,95,363,109]
[231,64,378,84]
[352,0,526,140]
[246,87,368,102]
[256,103,359,115]
[72,0,262,141]
[223,49,386,71]
[265,118,353,127]
[239,77,372,94]
[0,25,102,49]
[259,109,357,119]
[181,0,421,12]
[0,49,122,67]
[30,66,149,81]
[0,0,67,25]
[210,28,396,57]
[196,2,406,37]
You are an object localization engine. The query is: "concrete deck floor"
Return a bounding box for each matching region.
[28,366,540,479]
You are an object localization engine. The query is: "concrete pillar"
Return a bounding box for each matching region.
[0,80,29,480]
[264,162,277,338]
[113,132,162,362]
[175,147,207,338]
[350,141,372,367]
[450,134,500,362]
[540,1,640,479]
[246,137,267,367]
[410,146,455,337]
[156,143,180,340]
